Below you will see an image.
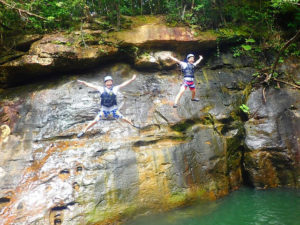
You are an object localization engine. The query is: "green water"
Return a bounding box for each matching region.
[125,188,300,225]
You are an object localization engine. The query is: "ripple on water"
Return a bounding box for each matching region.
[125,187,300,225]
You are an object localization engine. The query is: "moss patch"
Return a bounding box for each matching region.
[168,192,187,205]
[124,15,166,28]
[87,203,139,225]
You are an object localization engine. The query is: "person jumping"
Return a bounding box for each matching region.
[169,54,203,108]
[76,75,139,138]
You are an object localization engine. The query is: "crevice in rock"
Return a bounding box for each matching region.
[73,182,80,191]
[0,197,10,203]
[93,149,108,157]
[133,134,189,147]
[133,139,158,147]
[1,57,121,89]
[49,202,77,225]
[154,110,169,124]
[139,124,161,131]
[76,164,83,174]
[171,119,197,133]
[59,169,70,180]
[50,206,64,225]
[52,202,76,211]
[236,110,249,122]
[54,218,62,225]
[220,124,232,136]
[60,169,70,174]
[218,117,234,125]
[38,133,79,142]
[240,147,254,187]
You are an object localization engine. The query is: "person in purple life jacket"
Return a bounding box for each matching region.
[76,75,139,138]
[169,54,203,108]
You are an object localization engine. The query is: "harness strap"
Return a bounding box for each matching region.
[100,87,117,107]
[182,63,195,78]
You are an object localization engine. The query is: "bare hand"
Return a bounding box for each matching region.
[132,74,137,81]
[77,80,85,84]
[199,55,203,60]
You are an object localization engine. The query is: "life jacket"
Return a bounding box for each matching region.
[100,87,117,108]
[182,63,195,78]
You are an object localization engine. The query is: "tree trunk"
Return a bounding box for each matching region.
[116,0,120,31]
[149,0,153,14]
[217,0,226,26]
[181,4,187,20]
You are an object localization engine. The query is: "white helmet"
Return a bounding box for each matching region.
[104,76,113,82]
[187,54,195,60]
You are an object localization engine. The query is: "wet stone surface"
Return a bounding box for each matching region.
[0,53,299,225]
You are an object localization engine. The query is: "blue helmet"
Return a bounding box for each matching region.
[104,76,113,82]
[187,54,195,60]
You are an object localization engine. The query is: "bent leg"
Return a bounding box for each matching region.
[121,117,134,126]
[191,88,196,99]
[174,85,186,105]
[83,111,103,133]
[113,109,134,126]
[83,120,97,133]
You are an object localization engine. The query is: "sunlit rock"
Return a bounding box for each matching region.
[0,32,299,224]
[244,84,300,188]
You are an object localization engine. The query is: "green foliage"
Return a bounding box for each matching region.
[252,72,260,77]
[239,104,250,114]
[278,58,284,63]
[246,39,256,43]
[232,47,242,58]
[273,71,279,78]
[119,45,139,57]
[0,0,299,52]
[284,43,300,57]
[231,37,258,57]
[0,0,86,32]
[241,45,252,51]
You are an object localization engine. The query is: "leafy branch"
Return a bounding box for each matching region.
[0,0,46,20]
[265,29,300,83]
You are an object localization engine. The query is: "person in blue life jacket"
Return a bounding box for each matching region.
[76,75,138,138]
[169,53,203,108]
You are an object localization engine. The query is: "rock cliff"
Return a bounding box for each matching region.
[0,19,299,225]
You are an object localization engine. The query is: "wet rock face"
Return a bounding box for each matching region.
[244,87,300,188]
[109,24,217,51]
[0,21,218,88]
[0,52,254,225]
[0,33,119,88]
[134,51,177,71]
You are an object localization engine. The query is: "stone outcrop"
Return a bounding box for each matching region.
[134,51,177,70]
[109,24,216,51]
[242,57,300,188]
[0,52,261,224]
[0,17,218,88]
[0,33,118,87]
[244,87,300,188]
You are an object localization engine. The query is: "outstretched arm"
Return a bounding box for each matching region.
[77,80,100,91]
[118,75,137,89]
[194,55,203,66]
[169,55,182,64]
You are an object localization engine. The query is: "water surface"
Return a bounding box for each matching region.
[125,187,300,225]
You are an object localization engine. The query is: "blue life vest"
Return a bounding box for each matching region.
[182,63,195,78]
[100,87,117,107]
